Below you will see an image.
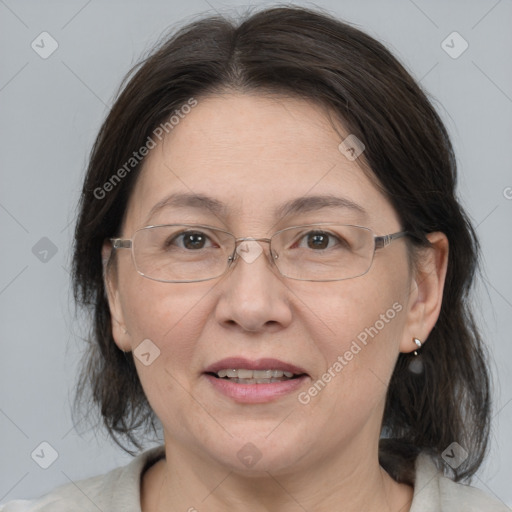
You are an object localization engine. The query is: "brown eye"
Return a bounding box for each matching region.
[181,232,208,250]
[306,232,330,250]
[294,230,348,251]
[166,231,213,250]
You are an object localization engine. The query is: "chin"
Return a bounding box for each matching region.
[200,431,312,476]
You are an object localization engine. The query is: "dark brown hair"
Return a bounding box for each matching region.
[72,5,491,484]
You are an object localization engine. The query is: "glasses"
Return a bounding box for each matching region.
[110,223,409,283]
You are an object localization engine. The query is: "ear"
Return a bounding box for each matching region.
[399,232,449,354]
[102,240,132,352]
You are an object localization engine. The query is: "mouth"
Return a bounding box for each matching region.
[203,357,310,403]
[206,368,306,384]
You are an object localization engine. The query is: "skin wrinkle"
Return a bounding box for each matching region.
[103,93,447,512]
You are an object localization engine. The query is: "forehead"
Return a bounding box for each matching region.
[124,93,399,232]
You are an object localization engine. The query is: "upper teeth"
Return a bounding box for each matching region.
[216,369,295,379]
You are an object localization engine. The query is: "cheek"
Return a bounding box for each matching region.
[118,277,216,430]
[299,273,407,403]
[119,274,214,364]
[294,291,406,448]
[302,273,405,350]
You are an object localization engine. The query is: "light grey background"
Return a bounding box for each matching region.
[1,0,511,507]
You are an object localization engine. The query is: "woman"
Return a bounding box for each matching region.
[2,6,507,512]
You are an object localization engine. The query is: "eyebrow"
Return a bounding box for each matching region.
[145,192,367,224]
[275,194,367,219]
[145,192,229,223]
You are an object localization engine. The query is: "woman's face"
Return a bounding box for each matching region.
[106,93,424,475]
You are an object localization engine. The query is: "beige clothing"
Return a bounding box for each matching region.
[1,446,509,511]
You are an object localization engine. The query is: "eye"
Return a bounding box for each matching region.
[294,230,348,251]
[166,230,216,250]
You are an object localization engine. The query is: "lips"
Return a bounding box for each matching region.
[203,357,310,403]
[203,357,308,377]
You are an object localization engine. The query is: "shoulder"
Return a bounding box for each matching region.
[0,445,165,512]
[411,452,510,512]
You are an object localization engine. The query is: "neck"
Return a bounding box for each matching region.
[141,437,413,512]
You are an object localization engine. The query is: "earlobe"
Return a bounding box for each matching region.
[101,240,132,352]
[400,231,449,354]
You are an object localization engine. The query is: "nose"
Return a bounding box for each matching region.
[214,238,293,332]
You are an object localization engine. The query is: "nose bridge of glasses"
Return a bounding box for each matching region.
[229,236,277,266]
[234,236,272,245]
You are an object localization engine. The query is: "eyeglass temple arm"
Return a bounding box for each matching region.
[374,231,409,250]
[110,238,132,249]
